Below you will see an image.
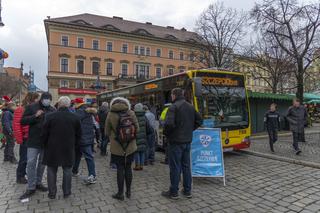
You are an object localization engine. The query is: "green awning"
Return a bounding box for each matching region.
[306,99,320,104]
[303,93,320,101]
[248,91,294,101]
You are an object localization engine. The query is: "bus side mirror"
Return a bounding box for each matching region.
[194,77,202,97]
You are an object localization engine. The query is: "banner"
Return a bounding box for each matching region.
[191,128,225,180]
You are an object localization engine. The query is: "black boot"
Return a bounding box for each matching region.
[126,190,131,199]
[112,193,124,201]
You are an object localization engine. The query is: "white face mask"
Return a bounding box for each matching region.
[41,99,51,107]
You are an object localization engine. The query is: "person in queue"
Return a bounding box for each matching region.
[98,102,109,156]
[20,92,56,200]
[162,88,202,200]
[144,104,156,165]
[13,92,40,184]
[41,96,81,199]
[133,103,147,170]
[105,97,139,201]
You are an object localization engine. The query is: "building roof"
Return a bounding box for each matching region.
[45,13,199,43]
[4,67,22,78]
[248,91,294,101]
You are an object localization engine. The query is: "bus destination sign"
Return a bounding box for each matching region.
[202,77,239,86]
[145,83,158,90]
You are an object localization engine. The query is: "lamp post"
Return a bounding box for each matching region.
[0,0,4,27]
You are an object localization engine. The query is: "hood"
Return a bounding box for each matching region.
[40,92,52,101]
[85,107,97,114]
[134,103,144,112]
[110,97,131,110]
[111,103,129,112]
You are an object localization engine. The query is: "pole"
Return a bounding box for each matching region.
[0,0,4,27]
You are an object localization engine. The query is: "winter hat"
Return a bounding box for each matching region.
[40,92,52,100]
[134,103,143,112]
[74,98,85,108]
[2,96,12,104]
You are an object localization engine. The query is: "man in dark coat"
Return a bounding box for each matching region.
[264,103,281,153]
[72,98,97,184]
[41,96,81,199]
[286,98,307,155]
[162,88,202,200]
[20,92,56,200]
[98,102,109,156]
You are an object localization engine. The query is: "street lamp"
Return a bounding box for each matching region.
[0,0,4,27]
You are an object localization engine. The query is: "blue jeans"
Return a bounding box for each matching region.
[168,143,192,195]
[134,151,145,166]
[72,145,96,177]
[26,148,46,190]
[16,141,28,179]
[146,133,155,162]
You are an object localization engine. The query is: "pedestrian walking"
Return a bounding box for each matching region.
[264,103,281,153]
[20,92,56,200]
[133,103,147,170]
[72,98,97,184]
[41,96,81,199]
[1,96,17,164]
[105,97,139,201]
[286,98,308,155]
[161,88,202,200]
[98,102,109,156]
[13,92,39,184]
[144,104,156,165]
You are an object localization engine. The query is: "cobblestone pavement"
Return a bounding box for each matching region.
[250,129,320,164]
[1,148,320,212]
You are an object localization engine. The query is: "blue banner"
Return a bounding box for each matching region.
[191,128,224,177]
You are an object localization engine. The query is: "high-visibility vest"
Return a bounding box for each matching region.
[160,107,169,121]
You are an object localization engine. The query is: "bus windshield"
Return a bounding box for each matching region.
[197,84,249,129]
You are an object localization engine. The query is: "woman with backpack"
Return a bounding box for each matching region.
[105,97,139,201]
[133,103,147,171]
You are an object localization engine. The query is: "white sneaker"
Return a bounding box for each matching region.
[85,175,97,184]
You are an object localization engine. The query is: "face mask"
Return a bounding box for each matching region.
[41,99,51,107]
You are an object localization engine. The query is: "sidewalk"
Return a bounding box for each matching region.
[247,123,320,165]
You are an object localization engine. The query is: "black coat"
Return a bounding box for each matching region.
[264,110,281,131]
[21,102,56,148]
[75,105,95,146]
[164,97,202,144]
[98,108,108,137]
[135,110,147,152]
[41,107,81,167]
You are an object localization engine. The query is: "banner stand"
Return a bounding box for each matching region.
[191,128,226,186]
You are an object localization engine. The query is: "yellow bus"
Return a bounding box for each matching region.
[97,69,251,151]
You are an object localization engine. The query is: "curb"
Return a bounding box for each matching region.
[251,130,320,139]
[237,150,320,169]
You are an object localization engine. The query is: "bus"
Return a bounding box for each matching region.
[97,69,251,151]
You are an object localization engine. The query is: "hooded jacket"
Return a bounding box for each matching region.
[21,93,56,148]
[134,104,147,152]
[105,97,139,156]
[13,106,29,144]
[75,105,97,146]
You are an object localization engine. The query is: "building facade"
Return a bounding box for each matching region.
[44,13,201,102]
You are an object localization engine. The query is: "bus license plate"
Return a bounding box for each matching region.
[224,147,233,152]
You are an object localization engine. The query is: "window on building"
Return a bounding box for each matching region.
[134,46,139,55]
[140,46,145,55]
[76,60,84,74]
[121,64,128,76]
[60,80,69,88]
[122,44,128,53]
[135,64,150,79]
[92,40,99,50]
[76,80,83,89]
[146,47,150,56]
[77,38,84,48]
[156,49,161,57]
[179,52,184,60]
[180,69,184,73]
[106,62,113,76]
[169,50,174,59]
[107,42,113,52]
[156,67,162,78]
[60,58,68,72]
[61,36,68,47]
[169,68,174,75]
[189,53,195,61]
[92,61,100,75]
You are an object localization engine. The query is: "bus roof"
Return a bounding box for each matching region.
[97,69,244,95]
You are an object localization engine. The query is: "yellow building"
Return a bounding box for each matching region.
[44,13,201,102]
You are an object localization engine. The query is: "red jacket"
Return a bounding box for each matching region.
[13,106,29,144]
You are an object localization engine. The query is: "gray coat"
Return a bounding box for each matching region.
[286,105,307,133]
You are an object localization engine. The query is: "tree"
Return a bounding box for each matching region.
[251,0,320,101]
[0,74,20,100]
[245,33,295,93]
[195,1,248,69]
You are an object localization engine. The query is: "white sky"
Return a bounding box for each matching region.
[0,0,255,90]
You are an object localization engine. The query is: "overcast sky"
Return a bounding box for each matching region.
[0,0,255,90]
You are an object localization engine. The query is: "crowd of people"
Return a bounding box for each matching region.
[0,87,201,201]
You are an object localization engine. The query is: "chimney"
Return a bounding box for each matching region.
[181,27,187,31]
[167,26,174,29]
[20,61,24,72]
[146,22,152,25]
[113,16,123,20]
